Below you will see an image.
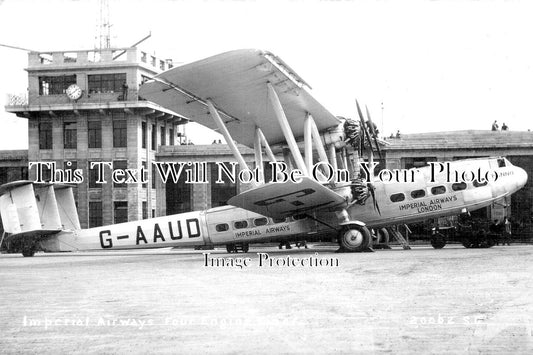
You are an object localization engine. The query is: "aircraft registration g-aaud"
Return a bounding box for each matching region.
[0,49,528,257]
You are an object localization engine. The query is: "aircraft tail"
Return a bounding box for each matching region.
[0,181,80,239]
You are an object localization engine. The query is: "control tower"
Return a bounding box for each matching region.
[5,48,187,228]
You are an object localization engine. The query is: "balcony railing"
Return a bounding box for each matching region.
[6,93,28,106]
[5,89,144,107]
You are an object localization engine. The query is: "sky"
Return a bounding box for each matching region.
[1,0,533,149]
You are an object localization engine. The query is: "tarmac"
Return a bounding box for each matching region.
[0,244,531,354]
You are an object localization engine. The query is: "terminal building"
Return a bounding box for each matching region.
[2,48,533,234]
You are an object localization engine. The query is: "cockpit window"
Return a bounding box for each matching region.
[497,158,506,168]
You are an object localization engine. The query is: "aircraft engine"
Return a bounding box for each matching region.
[322,122,347,149]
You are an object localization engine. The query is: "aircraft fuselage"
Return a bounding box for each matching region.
[39,157,527,252]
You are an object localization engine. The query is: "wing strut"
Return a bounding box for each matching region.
[310,116,329,166]
[305,113,330,182]
[256,128,276,163]
[253,128,264,182]
[267,82,308,176]
[206,100,256,185]
[304,114,313,171]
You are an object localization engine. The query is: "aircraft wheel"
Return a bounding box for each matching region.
[377,228,390,245]
[226,244,236,253]
[462,237,474,248]
[241,243,249,253]
[338,224,371,252]
[430,233,446,249]
[21,247,35,257]
[21,238,36,257]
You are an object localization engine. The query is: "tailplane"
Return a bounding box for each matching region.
[0,181,80,256]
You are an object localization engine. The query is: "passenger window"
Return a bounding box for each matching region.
[233,220,248,229]
[411,189,426,199]
[473,180,488,187]
[431,186,446,195]
[452,182,467,191]
[254,217,268,226]
[215,223,229,232]
[272,217,287,223]
[293,214,307,220]
[390,193,405,203]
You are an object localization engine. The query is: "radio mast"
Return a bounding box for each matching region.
[96,0,112,50]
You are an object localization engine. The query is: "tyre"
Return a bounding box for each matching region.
[226,244,235,253]
[430,233,446,249]
[22,248,35,257]
[338,224,371,252]
[462,237,474,248]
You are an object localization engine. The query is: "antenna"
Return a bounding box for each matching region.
[96,0,112,50]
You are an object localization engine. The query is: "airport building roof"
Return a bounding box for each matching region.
[383,130,533,151]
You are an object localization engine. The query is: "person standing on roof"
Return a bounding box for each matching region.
[502,123,509,131]
[491,120,499,131]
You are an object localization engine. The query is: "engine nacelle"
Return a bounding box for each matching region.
[322,123,346,149]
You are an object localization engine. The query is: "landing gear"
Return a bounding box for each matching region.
[338,224,371,252]
[372,228,391,250]
[461,232,496,249]
[21,238,36,257]
[225,243,249,253]
[462,238,475,249]
[430,232,447,249]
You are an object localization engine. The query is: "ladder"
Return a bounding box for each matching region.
[388,225,411,250]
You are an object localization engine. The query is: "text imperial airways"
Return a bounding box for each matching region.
[28,161,501,185]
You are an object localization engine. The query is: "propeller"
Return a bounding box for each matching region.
[356,100,381,215]
[365,105,383,162]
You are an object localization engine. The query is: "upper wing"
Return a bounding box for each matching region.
[139,49,341,147]
[228,177,347,219]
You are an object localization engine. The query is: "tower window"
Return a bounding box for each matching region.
[141,122,147,148]
[160,127,166,146]
[88,73,126,94]
[114,201,128,224]
[39,75,76,95]
[151,124,157,150]
[63,121,77,149]
[39,121,52,149]
[89,201,103,227]
[113,160,128,188]
[113,120,127,148]
[88,121,102,148]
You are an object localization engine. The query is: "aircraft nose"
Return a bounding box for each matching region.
[516,167,528,189]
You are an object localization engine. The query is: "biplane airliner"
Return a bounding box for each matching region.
[0,49,528,256]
